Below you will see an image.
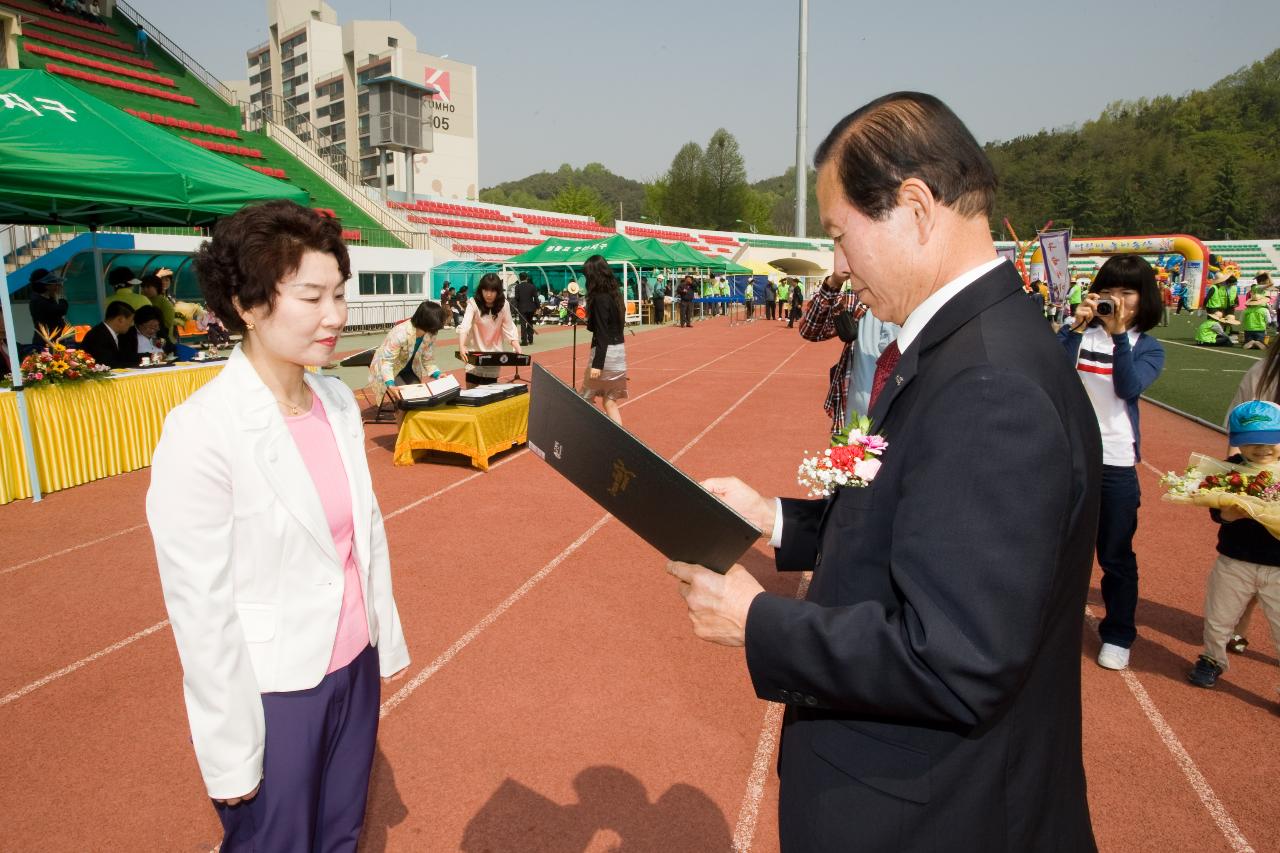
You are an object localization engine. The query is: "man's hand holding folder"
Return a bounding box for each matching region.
[667,476,774,647]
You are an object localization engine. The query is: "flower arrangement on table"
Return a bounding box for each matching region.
[1161,453,1280,539]
[16,342,111,387]
[797,414,888,498]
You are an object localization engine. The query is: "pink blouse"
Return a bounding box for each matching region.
[285,396,369,674]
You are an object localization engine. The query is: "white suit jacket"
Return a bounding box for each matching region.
[147,346,410,799]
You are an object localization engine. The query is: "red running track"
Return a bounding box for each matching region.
[0,316,1275,851]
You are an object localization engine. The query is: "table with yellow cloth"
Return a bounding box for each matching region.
[0,363,224,505]
[393,393,529,471]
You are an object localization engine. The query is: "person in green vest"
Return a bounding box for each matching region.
[1241,292,1269,349]
[105,266,152,315]
[777,280,791,322]
[716,276,730,315]
[1067,277,1087,321]
[1223,275,1239,318]
[1195,311,1236,347]
[141,273,178,344]
[1203,273,1229,315]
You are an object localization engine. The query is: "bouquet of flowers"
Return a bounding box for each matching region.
[1161,453,1280,539]
[797,414,888,498]
[17,343,112,387]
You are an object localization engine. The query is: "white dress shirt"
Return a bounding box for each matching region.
[769,256,1009,548]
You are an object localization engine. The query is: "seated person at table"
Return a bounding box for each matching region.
[106,267,152,313]
[131,305,169,362]
[457,273,521,388]
[449,286,469,327]
[367,300,445,405]
[80,302,138,369]
[141,273,178,343]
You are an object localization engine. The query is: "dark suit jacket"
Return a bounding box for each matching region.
[513,280,539,315]
[80,322,138,369]
[28,293,69,347]
[746,262,1100,852]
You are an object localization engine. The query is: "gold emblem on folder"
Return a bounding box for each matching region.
[608,459,636,496]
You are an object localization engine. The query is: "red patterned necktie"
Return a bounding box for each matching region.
[868,340,901,410]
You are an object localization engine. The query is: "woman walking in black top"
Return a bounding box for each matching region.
[579,254,628,425]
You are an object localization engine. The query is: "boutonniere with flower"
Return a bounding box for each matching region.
[796,415,888,498]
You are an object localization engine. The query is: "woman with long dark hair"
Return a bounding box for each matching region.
[579,254,628,425]
[457,273,521,387]
[1059,254,1166,671]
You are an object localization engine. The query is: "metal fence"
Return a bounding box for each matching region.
[342,299,418,331]
[113,0,237,106]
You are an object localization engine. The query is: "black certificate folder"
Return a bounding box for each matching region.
[528,363,760,573]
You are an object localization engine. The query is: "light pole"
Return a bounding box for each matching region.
[795,0,808,238]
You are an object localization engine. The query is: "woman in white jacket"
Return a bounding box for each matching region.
[147,200,409,851]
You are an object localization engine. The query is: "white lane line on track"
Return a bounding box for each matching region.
[1083,606,1254,853]
[1160,339,1263,361]
[0,523,149,577]
[378,338,805,719]
[1,328,792,710]
[0,619,170,708]
[732,571,811,853]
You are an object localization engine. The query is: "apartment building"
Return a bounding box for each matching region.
[246,0,478,200]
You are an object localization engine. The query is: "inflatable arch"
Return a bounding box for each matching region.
[1029,234,1210,308]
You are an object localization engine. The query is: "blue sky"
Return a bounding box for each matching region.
[139,0,1280,187]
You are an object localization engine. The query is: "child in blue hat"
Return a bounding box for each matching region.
[1187,400,1280,689]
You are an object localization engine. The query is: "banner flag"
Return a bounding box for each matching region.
[1038,229,1072,305]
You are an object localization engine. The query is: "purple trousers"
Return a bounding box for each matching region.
[215,644,380,852]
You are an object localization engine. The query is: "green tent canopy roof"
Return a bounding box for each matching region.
[0,70,308,226]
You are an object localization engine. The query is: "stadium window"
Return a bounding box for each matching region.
[392,273,408,294]
[387,37,398,48]
[409,273,423,294]
[358,273,375,295]
[375,273,391,295]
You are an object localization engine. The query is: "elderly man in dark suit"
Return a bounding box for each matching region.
[80,301,138,369]
[668,92,1100,852]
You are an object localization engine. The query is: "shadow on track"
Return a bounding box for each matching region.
[459,766,730,852]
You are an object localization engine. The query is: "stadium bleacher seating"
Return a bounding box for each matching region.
[180,136,263,159]
[23,43,172,84]
[21,27,157,69]
[540,228,613,240]
[26,19,134,52]
[700,234,740,246]
[44,62,196,104]
[389,200,512,221]
[624,226,697,242]
[431,231,541,246]
[247,164,288,180]
[406,215,530,234]
[0,0,115,33]
[516,213,610,231]
[123,108,240,138]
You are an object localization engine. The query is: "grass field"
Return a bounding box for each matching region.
[1141,312,1267,427]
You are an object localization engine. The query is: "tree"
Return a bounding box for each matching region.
[552,183,610,224]
[1111,183,1140,235]
[1157,170,1195,234]
[1200,161,1251,239]
[662,142,704,227]
[699,129,749,231]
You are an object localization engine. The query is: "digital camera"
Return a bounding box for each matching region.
[1094,298,1116,316]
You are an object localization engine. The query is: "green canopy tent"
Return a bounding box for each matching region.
[503,234,678,323]
[0,70,310,501]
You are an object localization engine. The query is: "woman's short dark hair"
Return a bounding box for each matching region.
[1090,255,1163,333]
[132,304,161,327]
[139,274,162,293]
[411,300,445,335]
[193,199,351,334]
[814,92,997,221]
[474,273,505,317]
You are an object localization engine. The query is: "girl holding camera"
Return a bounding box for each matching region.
[1059,255,1166,671]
